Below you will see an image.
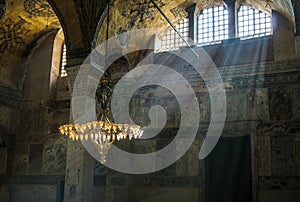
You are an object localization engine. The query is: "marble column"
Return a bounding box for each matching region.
[185,4,197,45]
[224,0,237,39]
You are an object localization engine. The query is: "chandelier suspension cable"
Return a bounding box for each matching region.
[105,0,110,59]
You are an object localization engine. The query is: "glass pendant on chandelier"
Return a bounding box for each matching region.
[59,77,143,163]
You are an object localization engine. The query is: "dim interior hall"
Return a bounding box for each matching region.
[0,0,300,202]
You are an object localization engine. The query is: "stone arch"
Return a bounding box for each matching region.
[46,0,85,62]
[47,0,107,64]
[23,29,61,102]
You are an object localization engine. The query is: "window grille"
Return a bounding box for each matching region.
[197,5,229,45]
[237,5,272,39]
[60,43,67,77]
[155,4,272,51]
[160,18,189,51]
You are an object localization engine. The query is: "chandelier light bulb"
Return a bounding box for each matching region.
[58,120,143,163]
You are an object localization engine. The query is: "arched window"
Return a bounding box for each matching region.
[197,5,229,45]
[158,18,189,51]
[237,5,272,39]
[60,43,67,77]
[154,3,272,51]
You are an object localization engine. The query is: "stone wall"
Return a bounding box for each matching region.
[0,29,69,202]
[1,44,300,202]
[86,52,300,202]
[57,35,298,201]
[3,41,299,202]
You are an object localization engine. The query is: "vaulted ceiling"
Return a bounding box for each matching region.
[0,0,59,58]
[0,0,107,63]
[0,0,295,67]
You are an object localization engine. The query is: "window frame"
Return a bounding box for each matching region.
[155,3,273,51]
[196,4,229,46]
[159,18,190,51]
[237,5,272,40]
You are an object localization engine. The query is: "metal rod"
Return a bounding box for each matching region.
[149,0,199,58]
[105,0,110,58]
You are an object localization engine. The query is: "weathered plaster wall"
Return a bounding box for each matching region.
[0,29,69,202]
[85,53,300,202]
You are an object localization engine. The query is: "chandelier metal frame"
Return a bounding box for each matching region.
[59,77,143,163]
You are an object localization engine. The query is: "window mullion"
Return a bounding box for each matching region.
[213,7,215,41]
[225,0,237,38]
[253,9,255,37]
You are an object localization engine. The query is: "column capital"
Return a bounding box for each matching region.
[223,0,236,6]
[185,3,197,14]
[185,4,198,45]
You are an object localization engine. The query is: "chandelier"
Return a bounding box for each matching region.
[59,78,143,163]
[59,0,144,163]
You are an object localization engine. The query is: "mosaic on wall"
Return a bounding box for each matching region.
[0,16,30,54]
[23,0,55,17]
[122,0,166,28]
[0,0,59,56]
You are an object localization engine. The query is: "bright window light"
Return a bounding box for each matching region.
[160,18,189,51]
[238,5,272,39]
[60,43,67,77]
[197,5,229,45]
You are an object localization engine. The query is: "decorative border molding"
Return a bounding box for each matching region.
[258,122,300,136]
[218,60,300,78]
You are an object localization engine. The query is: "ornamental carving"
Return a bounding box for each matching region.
[258,122,300,136]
